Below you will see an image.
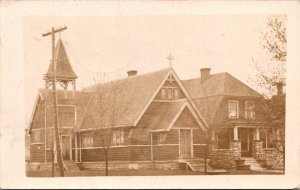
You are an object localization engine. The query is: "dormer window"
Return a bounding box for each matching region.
[167,88,172,100]
[173,88,179,99]
[160,87,181,100]
[228,100,239,118]
[161,88,167,100]
[245,101,255,119]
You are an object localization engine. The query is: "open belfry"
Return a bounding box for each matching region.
[43,39,77,99]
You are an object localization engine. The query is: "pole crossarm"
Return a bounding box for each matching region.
[42,26,67,37]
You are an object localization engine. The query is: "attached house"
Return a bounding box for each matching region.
[27,39,283,171]
[182,68,283,169]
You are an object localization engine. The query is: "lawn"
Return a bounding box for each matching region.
[26,169,204,177]
[26,168,283,177]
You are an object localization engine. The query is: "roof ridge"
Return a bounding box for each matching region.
[182,72,228,82]
[85,67,171,90]
[224,72,262,97]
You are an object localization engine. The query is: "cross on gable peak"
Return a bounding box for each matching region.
[166,54,174,67]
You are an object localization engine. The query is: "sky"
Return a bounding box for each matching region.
[24,15,271,126]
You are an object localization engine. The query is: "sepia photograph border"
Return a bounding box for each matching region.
[1,0,300,189]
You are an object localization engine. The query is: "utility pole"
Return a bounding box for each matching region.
[42,26,67,177]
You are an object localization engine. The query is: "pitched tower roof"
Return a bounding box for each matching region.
[44,39,77,81]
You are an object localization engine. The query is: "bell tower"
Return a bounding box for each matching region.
[43,39,77,99]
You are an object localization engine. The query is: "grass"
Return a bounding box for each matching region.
[26,169,204,177]
[26,168,283,177]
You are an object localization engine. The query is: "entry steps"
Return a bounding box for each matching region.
[64,161,81,176]
[186,159,229,174]
[242,157,266,171]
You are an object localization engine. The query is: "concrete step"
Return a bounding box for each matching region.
[186,161,210,172]
[242,157,266,171]
[64,161,81,171]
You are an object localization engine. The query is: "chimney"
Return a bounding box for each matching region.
[200,68,211,82]
[127,70,138,77]
[276,82,283,96]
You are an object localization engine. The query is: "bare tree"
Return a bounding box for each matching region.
[79,73,132,176]
[249,15,286,97]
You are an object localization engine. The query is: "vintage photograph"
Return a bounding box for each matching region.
[24,15,286,177]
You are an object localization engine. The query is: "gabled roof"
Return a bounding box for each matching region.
[182,73,262,99]
[44,39,77,80]
[77,67,208,131]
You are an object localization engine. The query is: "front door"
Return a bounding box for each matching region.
[179,129,191,158]
[239,128,253,157]
[61,136,71,160]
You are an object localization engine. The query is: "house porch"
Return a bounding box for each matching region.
[209,126,283,169]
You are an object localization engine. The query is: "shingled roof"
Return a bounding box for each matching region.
[182,73,262,99]
[137,100,186,131]
[77,68,171,131]
[44,39,77,80]
[182,72,263,125]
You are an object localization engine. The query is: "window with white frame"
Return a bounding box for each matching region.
[33,130,42,143]
[158,133,167,144]
[245,101,255,119]
[160,87,180,100]
[173,88,179,99]
[46,129,54,148]
[112,129,124,146]
[228,100,239,118]
[82,133,93,148]
[259,129,274,148]
[161,88,166,100]
[167,88,172,100]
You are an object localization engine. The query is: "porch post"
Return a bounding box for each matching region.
[150,132,153,161]
[211,130,216,141]
[191,129,193,158]
[75,133,78,162]
[252,128,263,158]
[255,128,260,141]
[276,128,281,140]
[233,126,239,140]
[178,129,180,158]
[79,134,82,162]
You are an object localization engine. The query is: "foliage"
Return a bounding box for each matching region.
[249,15,286,97]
